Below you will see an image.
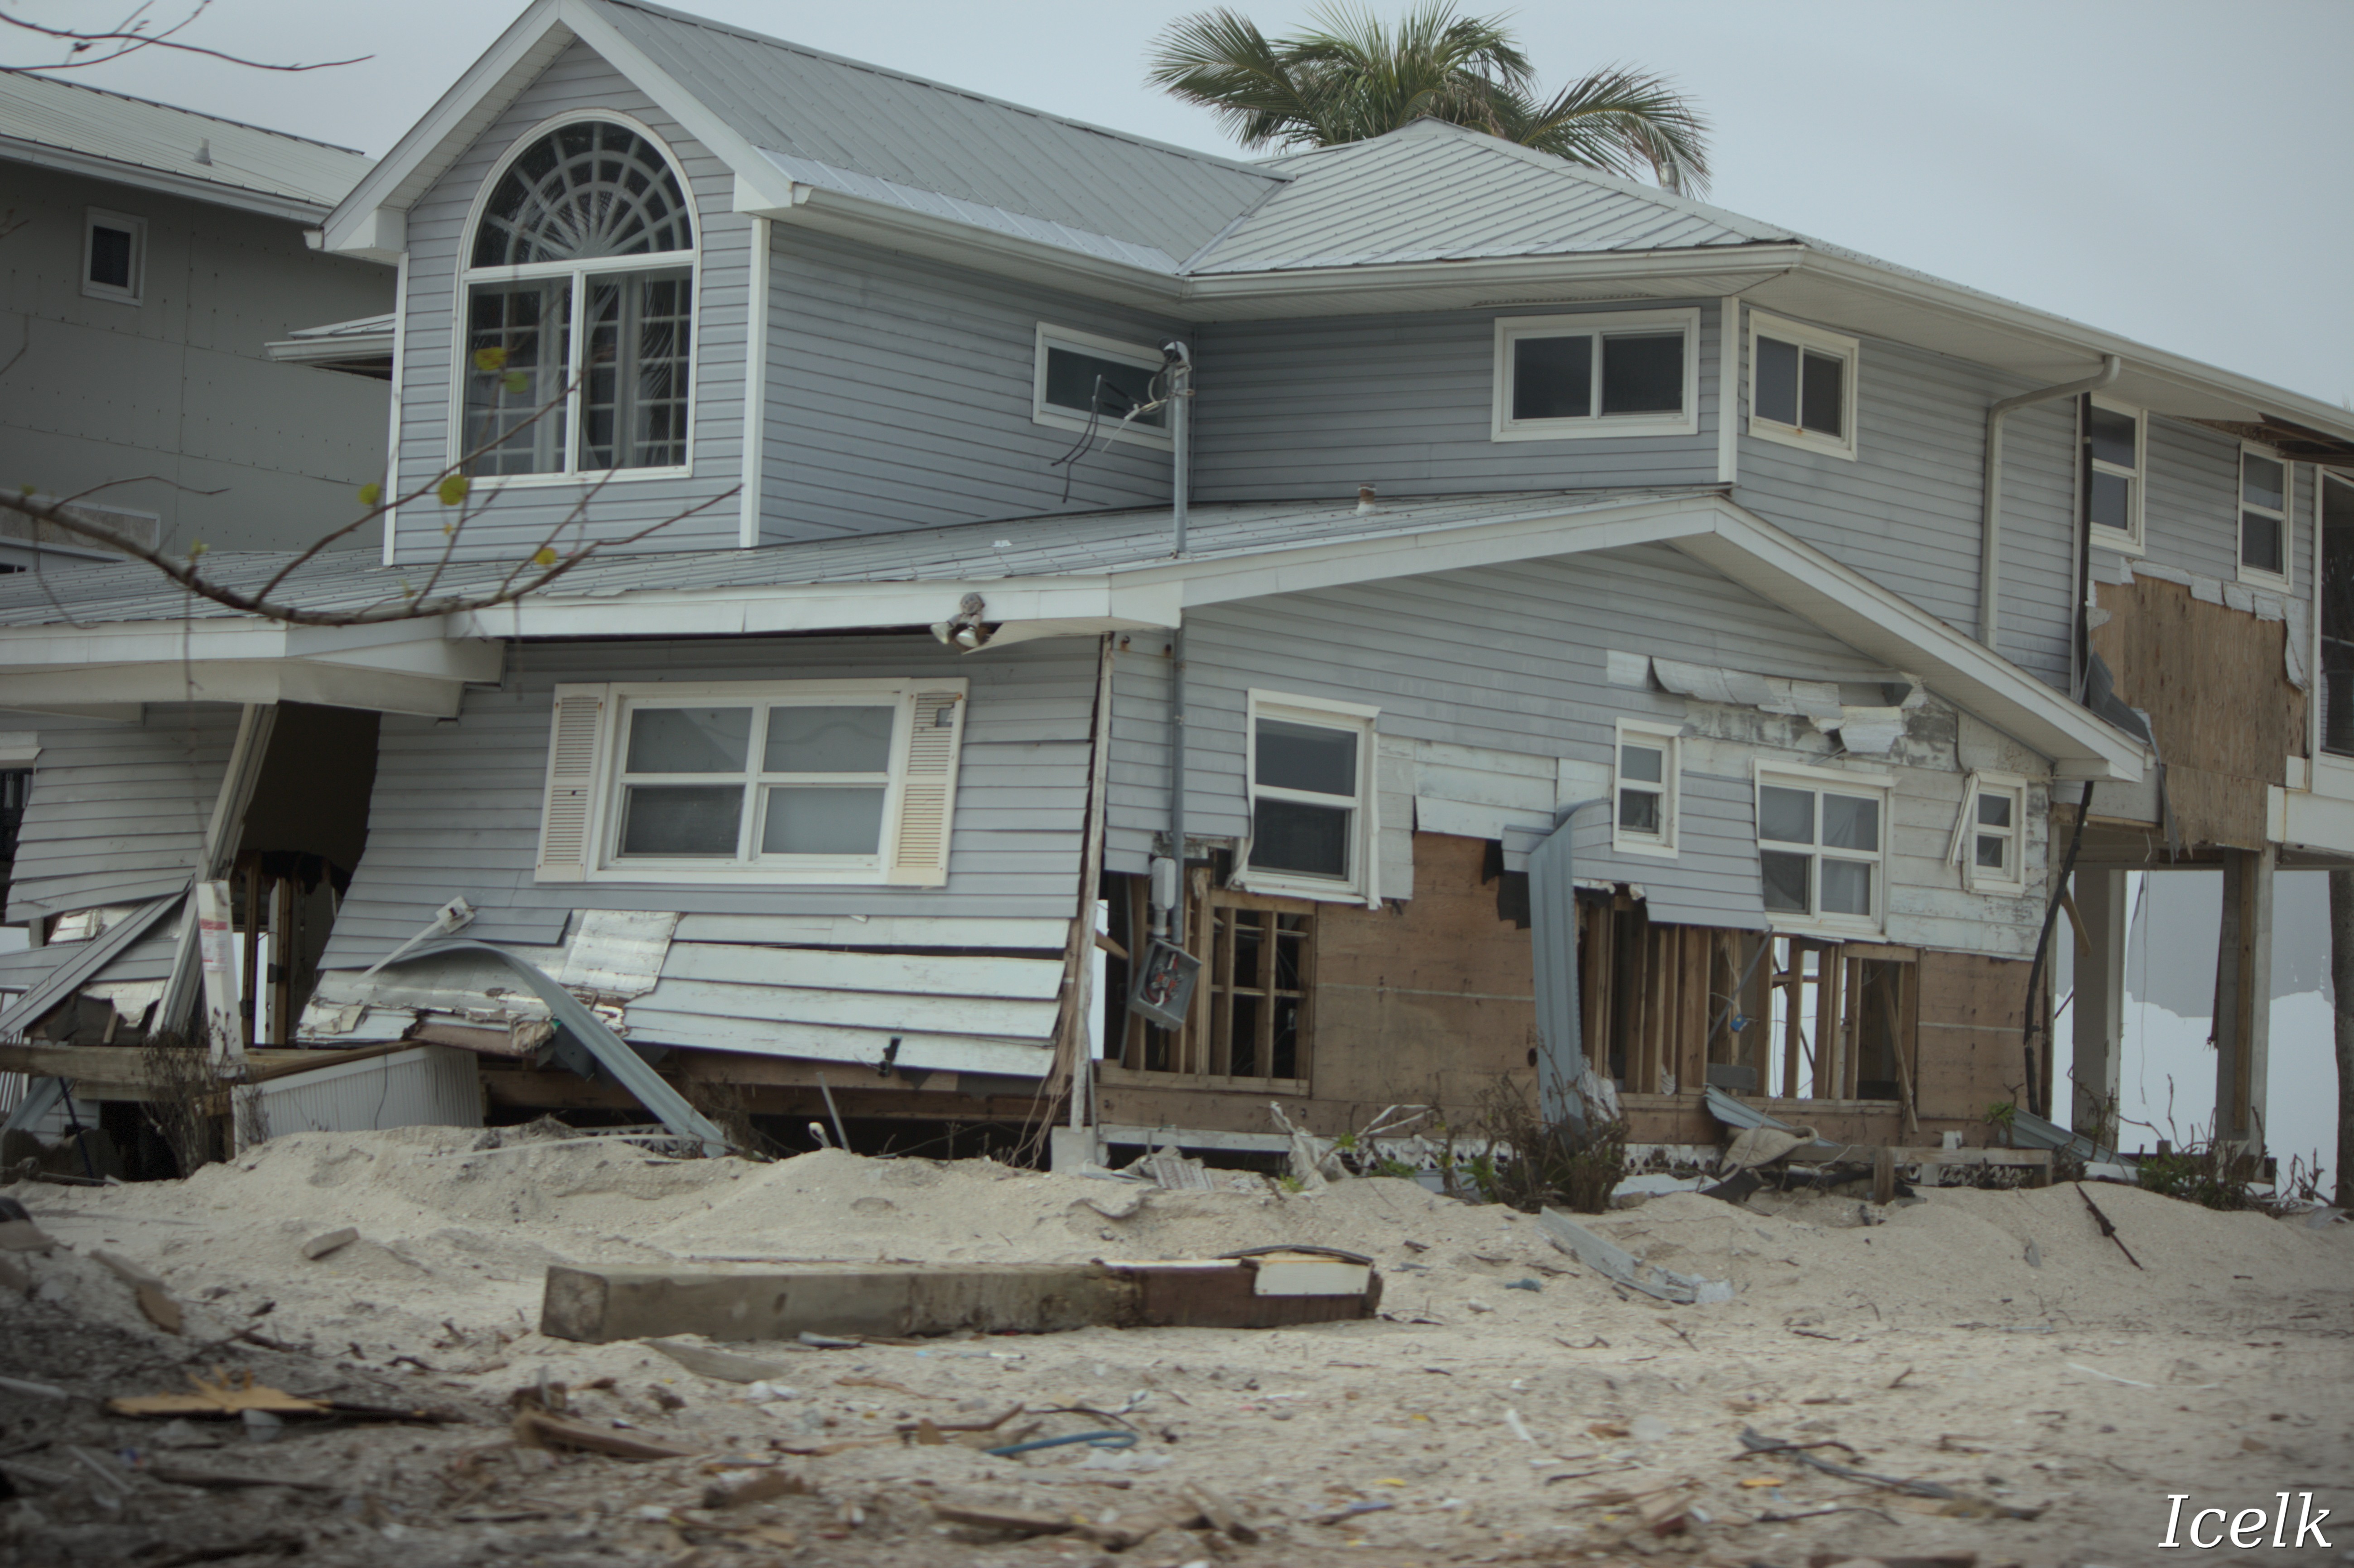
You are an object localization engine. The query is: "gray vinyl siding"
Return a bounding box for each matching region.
[391,40,747,563]
[1568,771,1765,930]
[5,707,237,922]
[760,228,1184,543]
[1733,317,2077,690]
[1188,301,1722,503]
[316,635,1094,969]
[2142,415,2241,584]
[1105,542,1888,875]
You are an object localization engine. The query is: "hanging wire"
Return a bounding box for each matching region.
[1048,366,1176,505]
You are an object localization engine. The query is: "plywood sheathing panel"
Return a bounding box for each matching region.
[2088,576,2302,849]
[1912,949,2038,1122]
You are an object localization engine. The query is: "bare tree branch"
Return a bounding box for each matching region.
[0,3,368,76]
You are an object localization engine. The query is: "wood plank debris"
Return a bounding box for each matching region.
[1537,1208,1732,1305]
[300,1228,358,1260]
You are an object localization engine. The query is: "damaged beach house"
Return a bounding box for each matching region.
[4,0,2350,1176]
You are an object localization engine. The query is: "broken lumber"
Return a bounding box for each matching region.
[512,1409,702,1460]
[92,1249,181,1333]
[541,1255,1380,1344]
[2074,1183,2143,1270]
[300,1228,357,1260]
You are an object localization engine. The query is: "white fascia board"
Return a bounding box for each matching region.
[0,661,466,718]
[1676,504,2148,782]
[0,136,333,224]
[0,616,491,671]
[1177,247,1805,310]
[318,1,572,255]
[468,578,1180,640]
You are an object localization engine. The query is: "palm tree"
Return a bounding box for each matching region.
[1146,3,1710,195]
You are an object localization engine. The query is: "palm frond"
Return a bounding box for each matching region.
[1144,9,1317,150]
[1506,64,1712,195]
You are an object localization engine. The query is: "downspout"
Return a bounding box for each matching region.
[1980,355,2121,647]
[1529,798,1610,1128]
[1160,343,1193,943]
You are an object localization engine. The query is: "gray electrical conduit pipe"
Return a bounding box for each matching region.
[1979,355,2122,647]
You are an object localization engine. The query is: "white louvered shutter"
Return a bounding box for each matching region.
[886,682,968,886]
[535,684,609,882]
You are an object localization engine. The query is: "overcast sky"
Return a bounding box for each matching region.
[15,0,2354,406]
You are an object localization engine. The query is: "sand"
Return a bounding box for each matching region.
[2,1129,2348,1566]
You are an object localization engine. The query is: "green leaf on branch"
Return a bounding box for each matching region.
[502,372,530,394]
[358,482,383,507]
[531,546,558,567]
[472,346,509,373]
[437,475,469,507]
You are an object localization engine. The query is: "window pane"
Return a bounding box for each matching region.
[580,269,692,471]
[1761,849,1810,912]
[1755,336,1799,426]
[2088,405,2137,469]
[1822,793,1879,851]
[1512,334,1592,421]
[1044,346,1165,427]
[1599,332,1683,415]
[2243,511,2284,574]
[1800,349,1845,438]
[463,280,571,476]
[763,706,894,774]
[1975,833,2008,870]
[2088,470,2132,531]
[1619,786,1661,834]
[2243,454,2286,512]
[1619,743,1664,784]
[1253,797,1351,879]
[1976,793,2012,828]
[760,786,886,855]
[1820,857,1873,916]
[88,225,133,288]
[620,784,741,856]
[1759,784,1814,844]
[626,707,751,774]
[1256,718,1357,797]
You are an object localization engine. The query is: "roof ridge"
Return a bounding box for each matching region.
[0,71,368,157]
[592,0,1283,186]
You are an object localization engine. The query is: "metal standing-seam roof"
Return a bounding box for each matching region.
[0,71,373,219]
[587,0,1283,260]
[0,490,1709,628]
[1184,119,1793,274]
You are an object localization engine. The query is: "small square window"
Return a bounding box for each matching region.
[2084,397,2145,553]
[1494,310,1699,441]
[1748,313,1857,460]
[82,209,145,304]
[1612,720,1680,856]
[1953,773,2027,894]
[1241,691,1378,902]
[1032,325,1171,447]
[2239,447,2290,587]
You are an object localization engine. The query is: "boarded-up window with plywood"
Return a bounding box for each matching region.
[1102,871,1314,1089]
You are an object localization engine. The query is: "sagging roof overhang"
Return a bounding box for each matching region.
[0,493,2148,782]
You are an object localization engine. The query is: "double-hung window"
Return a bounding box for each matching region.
[460,118,696,480]
[1032,325,1171,448]
[1612,719,1680,856]
[1748,313,1858,460]
[1240,691,1378,902]
[1492,309,1700,440]
[2239,446,2291,587]
[1949,772,2026,895]
[2084,396,2144,552]
[1756,767,1889,932]
[82,209,145,304]
[532,678,968,886]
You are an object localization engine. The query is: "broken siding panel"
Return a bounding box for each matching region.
[1570,771,1767,929]
[762,229,1183,544]
[394,40,746,563]
[1736,329,2078,683]
[1105,544,1888,875]
[614,1004,1052,1075]
[1189,302,1721,501]
[5,708,236,922]
[316,635,1093,971]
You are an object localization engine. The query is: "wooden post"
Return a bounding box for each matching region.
[269,875,294,1047]
[2071,869,2127,1137]
[1780,940,1805,1100]
[239,859,260,1053]
[2213,848,2274,1149]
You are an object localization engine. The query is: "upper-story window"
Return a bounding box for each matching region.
[1240,690,1379,903]
[2238,446,2291,588]
[2084,395,2144,552]
[1748,313,1858,460]
[1032,326,1171,448]
[1492,309,1700,441]
[461,119,696,479]
[82,208,145,304]
[1612,718,1681,857]
[1757,764,1888,934]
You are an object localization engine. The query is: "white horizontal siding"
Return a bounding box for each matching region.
[6,707,235,922]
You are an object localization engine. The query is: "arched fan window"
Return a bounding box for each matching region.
[461,120,696,477]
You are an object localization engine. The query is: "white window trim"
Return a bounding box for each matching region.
[1490,308,1702,442]
[2237,443,2294,592]
[1753,760,1891,937]
[1948,769,2028,895]
[1032,324,1173,450]
[1236,688,1380,907]
[1746,311,1859,462]
[82,207,145,304]
[1611,717,1681,858]
[537,677,965,887]
[446,111,701,491]
[2085,394,2146,556]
